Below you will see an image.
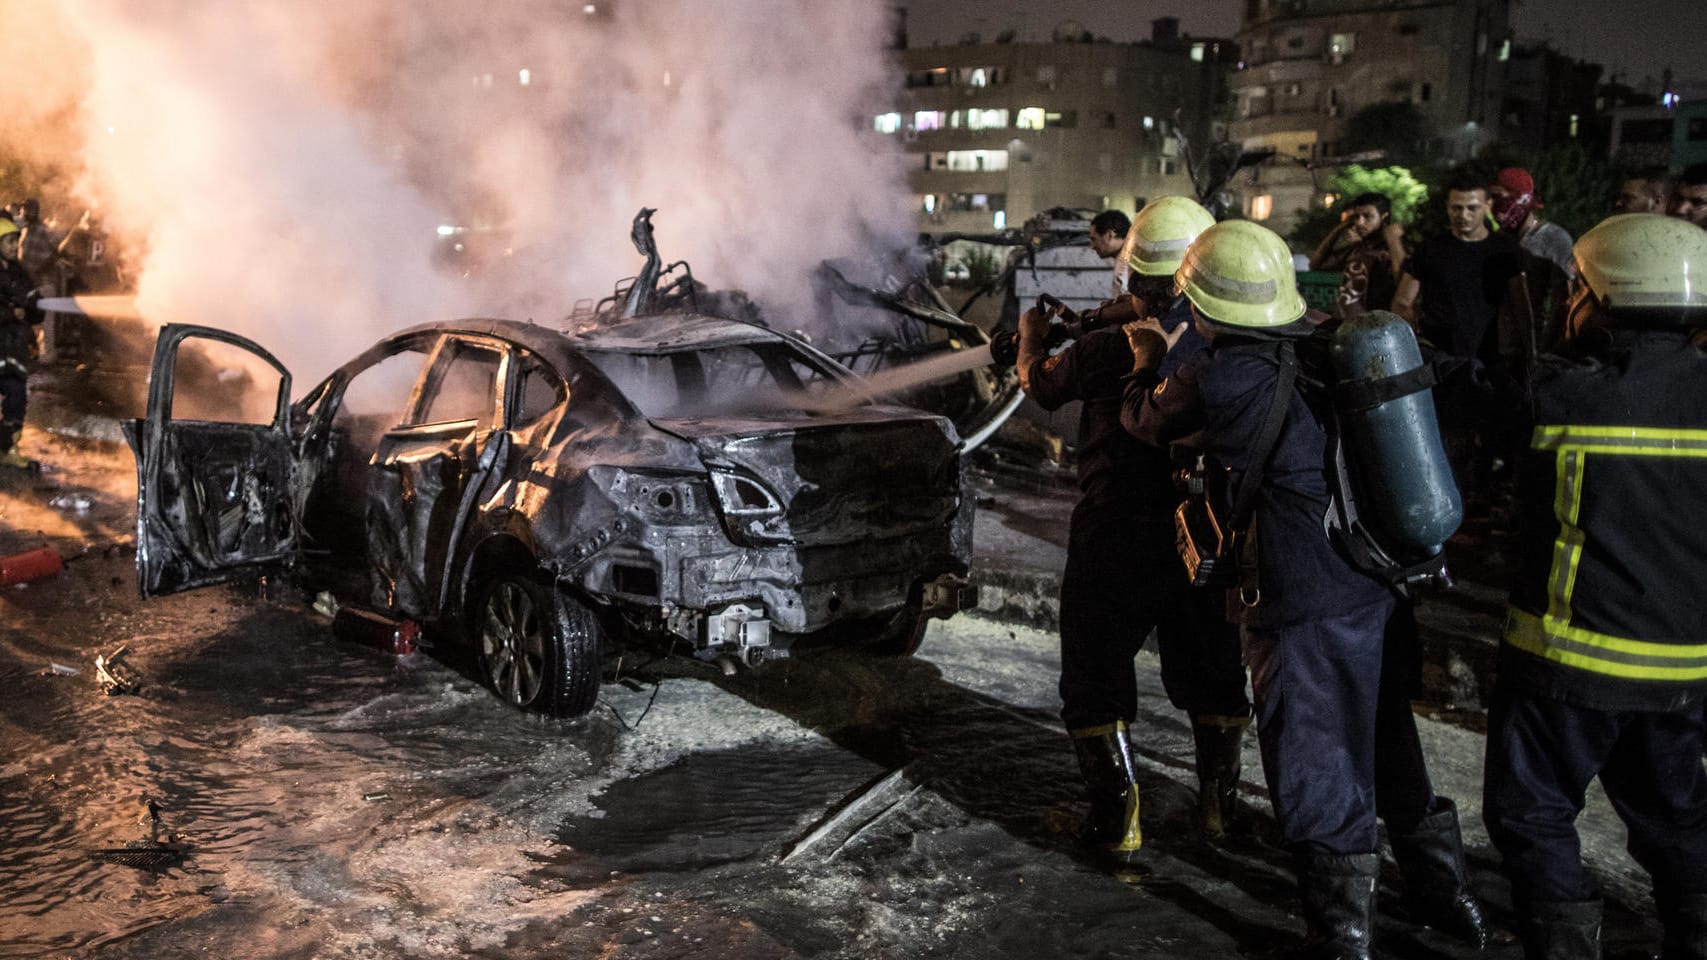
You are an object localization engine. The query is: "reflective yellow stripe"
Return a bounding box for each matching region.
[1069,721,1127,739]
[1533,425,1707,457]
[1534,423,1707,624]
[1506,609,1707,681]
[1545,448,1587,622]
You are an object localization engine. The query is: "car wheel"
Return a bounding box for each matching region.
[478,574,602,717]
[868,601,929,657]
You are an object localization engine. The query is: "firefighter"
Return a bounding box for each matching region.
[1013,195,1250,858]
[0,219,43,468]
[1482,213,1707,960]
[1122,220,1488,959]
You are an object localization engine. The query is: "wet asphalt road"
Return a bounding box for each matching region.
[0,428,1669,960]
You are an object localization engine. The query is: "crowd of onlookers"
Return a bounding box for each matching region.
[1301,160,1707,515]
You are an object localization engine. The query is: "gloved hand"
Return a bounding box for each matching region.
[1124,317,1185,372]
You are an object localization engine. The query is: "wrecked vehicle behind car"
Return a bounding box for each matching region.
[125,315,975,718]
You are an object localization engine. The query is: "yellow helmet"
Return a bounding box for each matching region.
[1120,196,1217,279]
[1572,213,1707,313]
[1174,220,1306,328]
[0,220,16,240]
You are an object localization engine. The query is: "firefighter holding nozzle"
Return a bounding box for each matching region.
[1122,220,1489,959]
[1006,196,1251,859]
[1481,214,1707,960]
[0,219,43,470]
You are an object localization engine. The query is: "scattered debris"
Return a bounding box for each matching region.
[94,644,142,695]
[332,607,420,655]
[781,766,922,864]
[312,590,339,618]
[363,792,391,802]
[91,796,187,871]
[47,493,93,513]
[47,662,81,677]
[0,545,64,586]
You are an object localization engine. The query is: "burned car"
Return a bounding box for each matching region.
[126,315,976,718]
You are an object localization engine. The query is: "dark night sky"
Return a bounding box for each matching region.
[900,0,1703,89]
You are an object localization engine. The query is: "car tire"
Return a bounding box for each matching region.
[868,601,929,657]
[477,574,602,718]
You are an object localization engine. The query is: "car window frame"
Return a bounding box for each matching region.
[399,334,512,433]
[506,347,569,431]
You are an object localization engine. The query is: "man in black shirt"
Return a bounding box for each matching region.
[1391,173,1523,503]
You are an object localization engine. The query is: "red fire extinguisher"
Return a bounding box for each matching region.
[0,545,63,586]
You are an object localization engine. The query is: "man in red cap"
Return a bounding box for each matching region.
[1488,167,1574,279]
[1487,167,1573,367]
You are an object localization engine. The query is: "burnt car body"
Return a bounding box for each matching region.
[125,315,975,717]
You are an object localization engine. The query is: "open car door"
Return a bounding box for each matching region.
[122,324,299,597]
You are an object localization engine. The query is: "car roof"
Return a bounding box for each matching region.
[382,313,803,357]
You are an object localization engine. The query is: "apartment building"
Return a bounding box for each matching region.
[887,23,1231,235]
[1228,0,1509,235]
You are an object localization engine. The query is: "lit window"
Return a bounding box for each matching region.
[970,68,989,87]
[968,108,1009,130]
[874,113,902,134]
[923,194,938,214]
[518,68,531,86]
[993,211,1007,229]
[1569,113,1580,137]
[1191,43,1206,63]
[1329,33,1356,57]
[945,149,1008,172]
[914,111,945,131]
[583,3,597,12]
[1143,116,1155,131]
[1498,39,1511,62]
[1249,195,1274,220]
[1016,107,1046,130]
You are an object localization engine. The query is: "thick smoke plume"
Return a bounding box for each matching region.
[6,0,911,379]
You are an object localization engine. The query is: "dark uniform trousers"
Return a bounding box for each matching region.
[1057,495,1248,731]
[1244,597,1389,854]
[1485,691,1707,908]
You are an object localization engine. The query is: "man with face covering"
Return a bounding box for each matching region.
[1488,167,1574,280]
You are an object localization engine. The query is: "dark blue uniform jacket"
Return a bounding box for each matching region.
[1124,330,1391,627]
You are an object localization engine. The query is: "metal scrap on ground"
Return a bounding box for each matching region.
[94,644,142,695]
[780,765,923,864]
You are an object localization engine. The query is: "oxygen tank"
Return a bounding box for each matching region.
[1328,310,1462,555]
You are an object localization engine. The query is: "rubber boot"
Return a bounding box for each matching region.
[1521,898,1601,960]
[1069,722,1142,857]
[1661,893,1707,960]
[1191,714,1248,840]
[1296,852,1379,960]
[0,419,21,469]
[1388,798,1492,948]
